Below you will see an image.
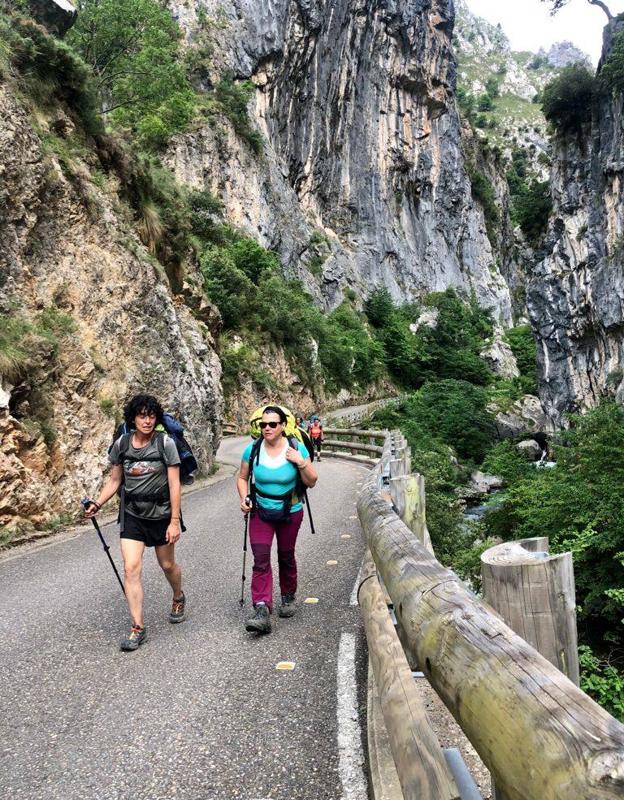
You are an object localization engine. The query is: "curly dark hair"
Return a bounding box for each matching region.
[124,394,164,429]
[262,405,288,424]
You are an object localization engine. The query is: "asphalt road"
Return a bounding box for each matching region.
[0,445,370,800]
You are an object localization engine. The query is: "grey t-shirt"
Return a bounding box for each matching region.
[109,433,180,520]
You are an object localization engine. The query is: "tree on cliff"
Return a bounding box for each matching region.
[67,0,194,146]
[542,0,613,20]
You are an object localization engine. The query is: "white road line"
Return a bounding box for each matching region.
[337,632,368,800]
[349,561,363,606]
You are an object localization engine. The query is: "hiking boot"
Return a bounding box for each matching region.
[120,625,147,651]
[245,604,271,634]
[169,591,186,623]
[278,593,296,618]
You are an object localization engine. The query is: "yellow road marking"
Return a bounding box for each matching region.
[304,597,319,604]
[276,661,296,670]
[327,560,338,566]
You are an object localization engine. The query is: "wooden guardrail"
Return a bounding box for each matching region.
[221,422,238,436]
[359,553,460,800]
[323,427,387,441]
[321,428,386,465]
[358,432,624,800]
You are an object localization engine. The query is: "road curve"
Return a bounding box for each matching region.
[0,450,370,800]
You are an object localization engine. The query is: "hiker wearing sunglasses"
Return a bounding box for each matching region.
[84,394,186,651]
[237,405,318,634]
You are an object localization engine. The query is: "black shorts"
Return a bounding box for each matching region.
[313,438,322,452]
[121,513,170,547]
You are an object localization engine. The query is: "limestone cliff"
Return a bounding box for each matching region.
[167,0,513,323]
[527,18,624,424]
[0,83,223,533]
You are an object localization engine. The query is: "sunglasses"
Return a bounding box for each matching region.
[259,421,281,429]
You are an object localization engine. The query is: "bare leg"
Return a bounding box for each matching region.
[120,538,146,627]
[155,543,182,598]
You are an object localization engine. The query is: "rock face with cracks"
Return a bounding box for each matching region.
[0,84,223,532]
[527,18,624,425]
[167,0,513,322]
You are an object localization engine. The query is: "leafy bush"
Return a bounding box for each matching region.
[600,30,624,94]
[365,288,494,390]
[506,147,551,243]
[0,14,101,133]
[406,380,496,463]
[484,402,624,644]
[579,645,624,720]
[318,303,385,392]
[466,162,500,244]
[541,64,595,134]
[504,324,538,394]
[482,440,535,484]
[365,289,395,328]
[0,312,32,382]
[214,74,263,154]
[201,238,383,392]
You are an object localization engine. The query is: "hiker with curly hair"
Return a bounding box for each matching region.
[84,393,186,651]
[237,405,318,634]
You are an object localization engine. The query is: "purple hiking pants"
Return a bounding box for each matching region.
[249,508,304,611]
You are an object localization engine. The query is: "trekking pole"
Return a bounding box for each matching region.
[80,498,125,596]
[303,490,316,535]
[239,498,251,606]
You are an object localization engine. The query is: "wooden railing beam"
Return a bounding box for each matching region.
[358,554,460,800]
[358,445,624,800]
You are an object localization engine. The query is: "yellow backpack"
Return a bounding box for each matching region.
[248,404,306,446]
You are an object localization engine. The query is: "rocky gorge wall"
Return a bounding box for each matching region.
[0,83,223,532]
[167,0,513,323]
[526,18,624,424]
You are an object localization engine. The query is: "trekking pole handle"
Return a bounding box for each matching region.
[81,496,100,514]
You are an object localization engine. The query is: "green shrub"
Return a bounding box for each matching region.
[600,31,624,94]
[214,74,263,154]
[541,64,595,134]
[579,645,624,720]
[365,288,395,328]
[0,14,101,133]
[484,401,624,642]
[0,312,32,382]
[482,440,534,484]
[504,324,538,394]
[405,380,496,463]
[466,163,500,244]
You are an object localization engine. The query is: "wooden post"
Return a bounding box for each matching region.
[358,456,624,800]
[481,537,580,686]
[389,458,405,479]
[358,555,460,800]
[392,473,433,553]
[389,475,407,520]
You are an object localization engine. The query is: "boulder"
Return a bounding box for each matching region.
[470,470,504,494]
[480,326,519,379]
[516,439,543,461]
[28,0,77,37]
[495,395,554,440]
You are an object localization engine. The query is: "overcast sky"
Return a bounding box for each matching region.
[463,0,624,64]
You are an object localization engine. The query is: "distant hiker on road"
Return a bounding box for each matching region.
[309,418,324,462]
[238,405,317,634]
[84,393,186,651]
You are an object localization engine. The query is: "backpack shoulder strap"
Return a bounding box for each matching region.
[118,432,132,461]
[156,431,167,462]
[248,438,262,477]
